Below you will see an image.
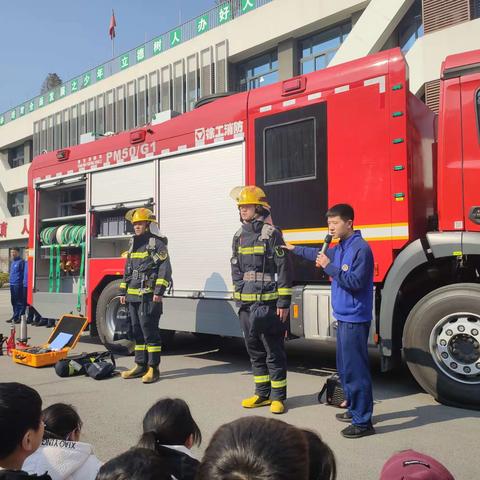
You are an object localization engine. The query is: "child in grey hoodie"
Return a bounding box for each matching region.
[23,404,101,480]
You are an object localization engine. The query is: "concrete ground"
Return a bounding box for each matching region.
[1,289,479,478]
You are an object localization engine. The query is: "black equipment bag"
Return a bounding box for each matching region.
[85,352,117,380]
[113,306,132,341]
[317,374,346,406]
[55,351,107,378]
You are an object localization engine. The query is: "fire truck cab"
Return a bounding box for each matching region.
[28,47,480,409]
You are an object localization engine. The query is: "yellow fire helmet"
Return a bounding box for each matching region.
[230,185,271,209]
[125,207,157,224]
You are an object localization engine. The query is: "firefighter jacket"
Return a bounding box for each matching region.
[231,219,292,309]
[119,232,172,302]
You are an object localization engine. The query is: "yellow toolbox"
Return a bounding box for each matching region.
[12,314,89,368]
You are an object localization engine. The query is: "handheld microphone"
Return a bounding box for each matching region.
[320,234,332,255]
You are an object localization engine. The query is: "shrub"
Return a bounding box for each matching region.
[0,272,9,288]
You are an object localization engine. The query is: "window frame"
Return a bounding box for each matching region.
[263,116,317,186]
[238,50,279,92]
[398,0,423,53]
[8,145,26,169]
[299,21,352,75]
[7,189,28,217]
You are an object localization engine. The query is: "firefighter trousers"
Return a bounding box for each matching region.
[128,299,163,367]
[10,284,23,320]
[239,306,287,400]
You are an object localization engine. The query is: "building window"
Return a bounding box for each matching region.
[264,118,316,185]
[8,145,25,168]
[471,0,480,18]
[299,22,351,74]
[398,0,424,53]
[238,51,278,92]
[7,190,28,216]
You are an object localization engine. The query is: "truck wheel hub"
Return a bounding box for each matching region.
[431,314,480,382]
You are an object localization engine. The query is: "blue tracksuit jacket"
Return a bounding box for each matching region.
[293,231,374,322]
[9,257,24,286]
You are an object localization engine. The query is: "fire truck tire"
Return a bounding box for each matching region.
[96,280,134,356]
[403,283,480,410]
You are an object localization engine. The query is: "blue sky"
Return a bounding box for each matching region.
[0,0,216,113]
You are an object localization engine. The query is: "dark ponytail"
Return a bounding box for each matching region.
[137,431,157,451]
[42,403,82,441]
[138,398,201,451]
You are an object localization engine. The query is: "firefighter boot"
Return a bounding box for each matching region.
[241,395,272,408]
[142,366,160,384]
[121,364,148,379]
[270,400,286,414]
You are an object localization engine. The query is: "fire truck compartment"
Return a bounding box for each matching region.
[158,140,245,299]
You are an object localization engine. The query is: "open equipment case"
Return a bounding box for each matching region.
[12,314,89,367]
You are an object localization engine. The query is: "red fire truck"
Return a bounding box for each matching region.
[28,47,480,409]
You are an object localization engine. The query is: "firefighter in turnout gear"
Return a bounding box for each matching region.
[230,186,293,414]
[119,207,172,384]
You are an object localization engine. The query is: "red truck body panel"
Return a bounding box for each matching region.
[28,48,437,318]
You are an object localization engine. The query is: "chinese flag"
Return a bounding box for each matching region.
[109,10,116,39]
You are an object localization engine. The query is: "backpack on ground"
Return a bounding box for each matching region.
[317,374,346,406]
[85,352,117,380]
[54,351,106,377]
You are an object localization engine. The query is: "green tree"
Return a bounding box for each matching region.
[40,73,62,95]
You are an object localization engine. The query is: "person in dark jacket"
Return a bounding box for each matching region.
[137,398,200,480]
[7,248,24,324]
[285,204,375,438]
[96,448,171,480]
[119,208,172,384]
[230,186,293,414]
[0,383,51,480]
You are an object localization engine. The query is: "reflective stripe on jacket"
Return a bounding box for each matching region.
[231,219,292,308]
[119,233,172,302]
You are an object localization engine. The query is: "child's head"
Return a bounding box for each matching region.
[138,398,201,451]
[42,403,83,442]
[0,383,44,468]
[196,416,309,480]
[96,448,172,480]
[380,449,454,480]
[326,204,355,240]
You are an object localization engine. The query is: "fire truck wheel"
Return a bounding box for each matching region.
[96,280,134,356]
[403,283,480,410]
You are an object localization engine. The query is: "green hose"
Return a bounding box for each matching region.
[40,224,86,247]
[76,242,86,312]
[40,224,86,297]
[49,245,54,293]
[55,244,61,293]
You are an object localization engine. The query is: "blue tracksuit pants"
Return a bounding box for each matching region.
[336,321,373,427]
[10,284,24,320]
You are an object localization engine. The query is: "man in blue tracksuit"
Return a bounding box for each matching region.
[287,204,375,438]
[7,247,24,324]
